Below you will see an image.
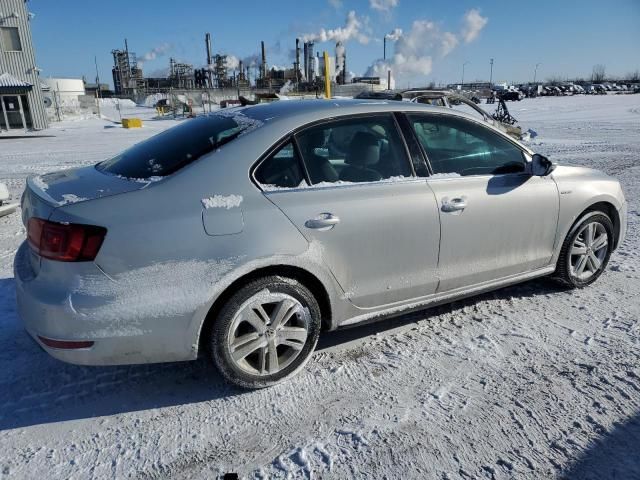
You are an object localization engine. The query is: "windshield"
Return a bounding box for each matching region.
[97,114,248,179]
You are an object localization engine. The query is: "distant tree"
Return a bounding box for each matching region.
[592,64,606,83]
[627,70,640,82]
[546,75,565,85]
[426,81,435,89]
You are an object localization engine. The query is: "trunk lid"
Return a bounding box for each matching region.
[22,166,156,275]
[24,165,156,217]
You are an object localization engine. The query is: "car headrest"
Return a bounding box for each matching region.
[346,131,380,166]
[299,129,325,152]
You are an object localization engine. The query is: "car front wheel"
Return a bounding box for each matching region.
[554,212,614,288]
[210,276,322,388]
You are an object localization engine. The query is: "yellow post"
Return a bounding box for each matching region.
[323,51,331,99]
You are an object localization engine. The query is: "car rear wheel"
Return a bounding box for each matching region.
[554,212,614,288]
[210,276,321,388]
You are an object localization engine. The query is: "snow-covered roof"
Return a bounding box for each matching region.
[0,72,32,88]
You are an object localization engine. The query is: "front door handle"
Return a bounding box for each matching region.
[441,196,468,212]
[305,213,340,231]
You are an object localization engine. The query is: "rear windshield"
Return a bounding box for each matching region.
[97,113,252,179]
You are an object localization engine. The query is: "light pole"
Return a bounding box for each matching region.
[489,58,494,87]
[461,61,470,88]
[533,63,541,84]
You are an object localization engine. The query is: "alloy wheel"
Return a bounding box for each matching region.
[570,221,609,281]
[227,291,310,376]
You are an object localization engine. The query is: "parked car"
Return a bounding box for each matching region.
[498,90,523,101]
[15,100,627,388]
[400,89,522,139]
[0,182,18,217]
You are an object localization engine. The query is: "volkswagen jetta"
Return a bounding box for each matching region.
[15,100,627,388]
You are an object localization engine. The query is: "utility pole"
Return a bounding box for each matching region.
[94,55,101,118]
[383,37,386,61]
[489,58,494,87]
[461,61,470,88]
[533,63,541,84]
[323,51,331,99]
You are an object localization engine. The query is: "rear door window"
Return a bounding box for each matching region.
[97,114,252,179]
[254,141,307,189]
[295,114,412,184]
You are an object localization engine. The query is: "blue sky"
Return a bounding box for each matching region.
[30,0,639,88]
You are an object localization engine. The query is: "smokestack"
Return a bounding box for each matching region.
[335,41,346,85]
[383,36,386,61]
[205,33,212,65]
[261,41,267,80]
[295,38,301,84]
[307,42,315,80]
[342,47,347,84]
[303,42,308,81]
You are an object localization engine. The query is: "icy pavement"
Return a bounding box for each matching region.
[1,95,639,479]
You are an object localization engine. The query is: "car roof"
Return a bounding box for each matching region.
[230,98,478,126]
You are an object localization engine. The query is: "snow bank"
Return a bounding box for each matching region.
[99,98,137,108]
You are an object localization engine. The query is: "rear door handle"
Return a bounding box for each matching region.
[441,196,468,212]
[305,213,340,231]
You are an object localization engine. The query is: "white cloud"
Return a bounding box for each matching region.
[301,10,370,45]
[461,9,488,43]
[370,0,399,12]
[328,0,342,9]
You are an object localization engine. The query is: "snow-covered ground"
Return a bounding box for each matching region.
[1,95,639,479]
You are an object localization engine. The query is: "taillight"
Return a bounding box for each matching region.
[27,218,107,262]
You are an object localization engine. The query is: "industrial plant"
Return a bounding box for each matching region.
[108,34,369,104]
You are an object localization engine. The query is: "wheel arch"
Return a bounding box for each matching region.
[196,265,333,357]
[583,201,621,249]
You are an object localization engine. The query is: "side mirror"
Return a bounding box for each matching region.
[531,153,557,176]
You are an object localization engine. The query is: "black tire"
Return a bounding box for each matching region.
[554,211,614,288]
[210,276,322,389]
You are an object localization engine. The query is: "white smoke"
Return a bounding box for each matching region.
[136,43,171,66]
[301,10,369,45]
[461,9,488,43]
[225,55,240,71]
[335,42,346,77]
[242,53,260,68]
[440,31,459,57]
[364,9,487,88]
[385,28,403,41]
[370,0,398,12]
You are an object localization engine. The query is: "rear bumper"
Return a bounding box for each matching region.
[14,242,198,366]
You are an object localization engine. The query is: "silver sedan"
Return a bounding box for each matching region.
[15,100,627,388]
